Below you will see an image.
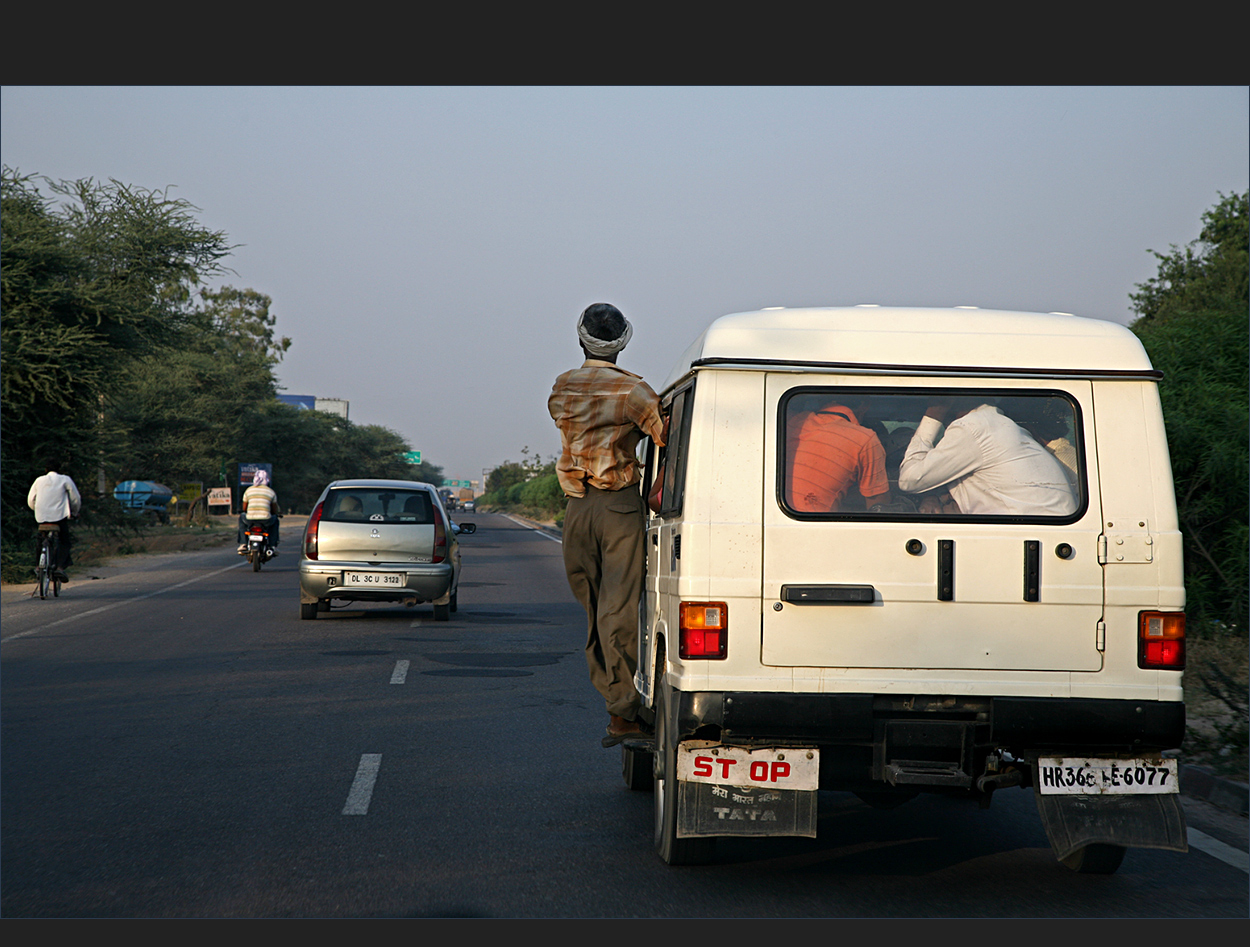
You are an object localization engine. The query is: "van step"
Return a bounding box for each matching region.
[883,760,972,788]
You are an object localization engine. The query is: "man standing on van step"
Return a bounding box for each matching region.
[549,303,666,748]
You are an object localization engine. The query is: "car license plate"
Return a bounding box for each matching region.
[343,572,404,587]
[677,742,819,791]
[1036,757,1179,795]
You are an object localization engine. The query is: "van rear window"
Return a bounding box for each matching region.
[779,388,1085,522]
[324,489,435,524]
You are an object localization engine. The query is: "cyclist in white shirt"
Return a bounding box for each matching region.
[27,460,82,579]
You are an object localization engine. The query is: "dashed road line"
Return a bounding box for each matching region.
[342,754,382,815]
[390,659,410,684]
[1188,828,1249,872]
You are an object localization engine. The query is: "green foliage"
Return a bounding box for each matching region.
[1,169,231,563]
[1131,192,1248,326]
[1,169,440,580]
[234,403,427,513]
[1130,191,1248,634]
[407,460,445,486]
[484,461,529,498]
[478,452,565,522]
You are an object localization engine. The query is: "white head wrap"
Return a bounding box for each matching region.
[253,469,269,487]
[577,307,633,357]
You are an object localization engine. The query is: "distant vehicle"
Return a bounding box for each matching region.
[299,479,475,621]
[463,500,476,512]
[458,487,475,507]
[113,480,174,524]
[438,486,458,511]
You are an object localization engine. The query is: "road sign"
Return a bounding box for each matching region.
[403,451,422,464]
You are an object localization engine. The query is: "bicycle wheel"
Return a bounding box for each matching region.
[48,532,62,597]
[37,539,50,600]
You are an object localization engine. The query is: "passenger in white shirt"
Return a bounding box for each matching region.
[898,400,1077,516]
[27,461,82,577]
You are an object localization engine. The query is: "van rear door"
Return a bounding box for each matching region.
[760,377,1105,673]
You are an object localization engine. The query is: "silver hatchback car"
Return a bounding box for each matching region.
[298,479,475,620]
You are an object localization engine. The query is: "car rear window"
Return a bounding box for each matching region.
[324,488,435,524]
[778,387,1086,522]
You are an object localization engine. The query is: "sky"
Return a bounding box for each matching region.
[2,86,1246,488]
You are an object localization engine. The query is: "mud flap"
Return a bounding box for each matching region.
[1033,786,1188,860]
[678,781,817,838]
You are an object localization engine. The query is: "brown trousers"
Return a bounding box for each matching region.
[561,484,646,721]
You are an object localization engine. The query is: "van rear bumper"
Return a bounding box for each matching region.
[677,691,1185,753]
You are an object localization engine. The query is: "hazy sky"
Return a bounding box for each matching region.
[3,86,1246,486]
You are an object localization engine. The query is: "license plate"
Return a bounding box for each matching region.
[343,572,405,587]
[677,742,819,791]
[1036,757,1179,795]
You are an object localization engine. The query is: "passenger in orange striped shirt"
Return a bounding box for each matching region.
[787,399,890,513]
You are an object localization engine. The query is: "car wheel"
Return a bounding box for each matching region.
[654,669,715,865]
[300,602,317,620]
[433,601,451,621]
[1060,843,1126,874]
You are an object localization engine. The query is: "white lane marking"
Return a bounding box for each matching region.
[342,754,382,815]
[1188,827,1250,872]
[390,660,410,684]
[3,559,249,642]
[502,513,561,543]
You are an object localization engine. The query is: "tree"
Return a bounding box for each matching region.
[1,170,231,564]
[108,287,287,485]
[1130,192,1248,633]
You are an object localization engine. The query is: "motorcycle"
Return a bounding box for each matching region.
[242,521,275,571]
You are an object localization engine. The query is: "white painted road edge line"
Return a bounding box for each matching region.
[502,513,561,543]
[390,660,410,684]
[3,559,249,642]
[342,754,382,816]
[1188,827,1250,872]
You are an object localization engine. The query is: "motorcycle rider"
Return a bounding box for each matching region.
[237,469,280,556]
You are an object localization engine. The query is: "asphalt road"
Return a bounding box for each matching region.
[2,512,1246,917]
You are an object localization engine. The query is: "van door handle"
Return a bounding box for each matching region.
[781,584,876,604]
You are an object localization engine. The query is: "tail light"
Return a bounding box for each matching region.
[304,501,324,560]
[1138,611,1185,669]
[432,504,447,563]
[679,602,727,659]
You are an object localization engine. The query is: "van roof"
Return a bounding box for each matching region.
[661,306,1155,392]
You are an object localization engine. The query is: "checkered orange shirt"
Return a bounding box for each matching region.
[548,360,666,497]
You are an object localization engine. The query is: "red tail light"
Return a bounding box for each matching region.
[432,504,447,563]
[1138,611,1185,669]
[679,602,728,659]
[304,501,324,560]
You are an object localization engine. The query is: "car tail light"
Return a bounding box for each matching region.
[304,501,324,560]
[432,504,447,563]
[679,602,727,659]
[1138,611,1185,669]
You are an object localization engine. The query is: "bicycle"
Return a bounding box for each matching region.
[35,523,62,600]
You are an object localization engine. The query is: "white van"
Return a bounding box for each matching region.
[627,306,1187,872]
